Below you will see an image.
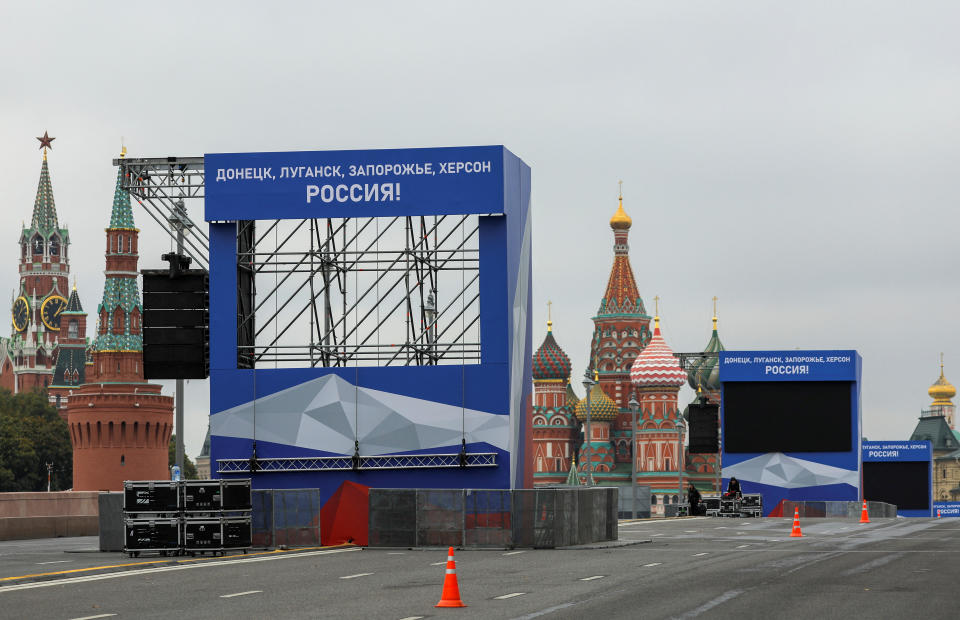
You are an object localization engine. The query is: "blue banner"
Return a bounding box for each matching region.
[862,441,932,462]
[205,145,507,220]
[719,350,860,382]
[934,502,960,517]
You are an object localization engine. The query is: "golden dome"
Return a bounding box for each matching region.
[929,361,956,406]
[610,194,632,230]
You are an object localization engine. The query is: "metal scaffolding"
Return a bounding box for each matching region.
[116,155,483,370]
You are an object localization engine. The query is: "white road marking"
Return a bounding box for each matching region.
[0,547,359,593]
[693,552,709,556]
[736,544,750,549]
[220,590,262,598]
[580,575,604,581]
[398,617,424,620]
[69,615,116,620]
[503,550,525,556]
[37,560,73,565]
[387,552,405,555]
[643,562,662,567]
[676,589,744,618]
[340,572,373,579]
[650,533,664,537]
[430,561,446,566]
[495,592,526,599]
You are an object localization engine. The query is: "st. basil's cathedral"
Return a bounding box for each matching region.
[529,193,724,514]
[0,135,172,491]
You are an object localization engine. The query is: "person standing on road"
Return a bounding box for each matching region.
[687,484,702,516]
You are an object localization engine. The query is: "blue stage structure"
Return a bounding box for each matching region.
[719,350,862,515]
[862,440,932,517]
[203,146,532,503]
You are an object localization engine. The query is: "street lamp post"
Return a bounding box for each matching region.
[582,368,596,486]
[676,409,686,516]
[629,393,640,519]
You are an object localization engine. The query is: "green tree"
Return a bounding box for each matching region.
[0,389,72,491]
[168,435,198,480]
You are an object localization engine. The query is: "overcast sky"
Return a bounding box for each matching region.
[1,2,958,458]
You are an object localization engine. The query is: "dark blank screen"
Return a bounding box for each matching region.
[723,381,852,453]
[863,461,930,510]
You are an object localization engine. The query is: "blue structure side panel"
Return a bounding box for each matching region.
[502,149,532,488]
[209,223,238,371]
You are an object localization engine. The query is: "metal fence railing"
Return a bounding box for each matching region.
[252,489,321,547]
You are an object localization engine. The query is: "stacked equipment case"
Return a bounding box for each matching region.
[123,479,251,557]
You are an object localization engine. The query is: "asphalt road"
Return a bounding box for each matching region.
[1,517,957,619]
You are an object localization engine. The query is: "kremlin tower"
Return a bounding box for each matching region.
[530,311,577,483]
[683,305,725,487]
[927,356,956,429]
[66,158,174,491]
[590,189,652,466]
[0,133,86,418]
[526,187,728,511]
[575,379,619,477]
[630,313,688,514]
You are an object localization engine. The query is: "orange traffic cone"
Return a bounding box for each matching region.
[938,509,941,519]
[859,500,870,523]
[790,507,803,537]
[435,546,466,608]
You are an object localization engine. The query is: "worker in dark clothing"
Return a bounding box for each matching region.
[687,483,702,516]
[725,476,742,499]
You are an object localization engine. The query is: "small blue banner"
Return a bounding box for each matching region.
[934,502,960,517]
[719,350,860,382]
[205,145,507,221]
[862,441,932,462]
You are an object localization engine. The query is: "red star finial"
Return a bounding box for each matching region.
[37,131,55,150]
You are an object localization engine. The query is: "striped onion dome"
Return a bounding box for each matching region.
[574,383,618,422]
[532,322,571,381]
[631,317,687,387]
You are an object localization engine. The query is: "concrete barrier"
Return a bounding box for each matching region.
[0,492,101,541]
[782,500,897,519]
[369,487,618,549]
[98,493,124,551]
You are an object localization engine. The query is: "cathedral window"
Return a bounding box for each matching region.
[32,235,43,255]
[68,320,78,338]
[49,237,60,256]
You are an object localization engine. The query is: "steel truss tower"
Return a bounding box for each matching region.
[116,156,482,371]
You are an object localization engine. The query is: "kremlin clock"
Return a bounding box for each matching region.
[12,296,30,332]
[41,295,68,330]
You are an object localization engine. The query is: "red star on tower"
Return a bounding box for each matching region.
[36,131,55,150]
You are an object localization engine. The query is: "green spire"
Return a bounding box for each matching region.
[108,165,136,229]
[565,457,581,486]
[31,156,59,232]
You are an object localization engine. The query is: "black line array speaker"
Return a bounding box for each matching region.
[688,403,720,454]
[142,267,209,379]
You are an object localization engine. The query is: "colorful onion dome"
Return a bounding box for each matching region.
[687,314,726,391]
[565,380,580,409]
[929,359,956,405]
[574,383,618,422]
[609,194,632,230]
[532,321,571,381]
[631,317,687,387]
